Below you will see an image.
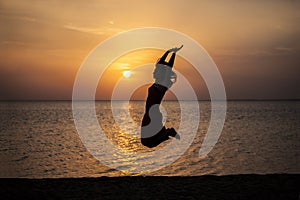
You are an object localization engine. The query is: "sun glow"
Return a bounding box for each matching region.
[123,70,132,78]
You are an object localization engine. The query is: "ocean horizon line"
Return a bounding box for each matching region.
[0,99,299,102]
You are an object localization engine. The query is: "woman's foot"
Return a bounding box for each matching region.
[166,128,180,140]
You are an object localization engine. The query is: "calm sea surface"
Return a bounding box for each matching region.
[0,101,299,178]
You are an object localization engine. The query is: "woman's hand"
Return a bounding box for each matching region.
[169,45,183,53]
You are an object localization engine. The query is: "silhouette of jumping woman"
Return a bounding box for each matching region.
[141,45,183,148]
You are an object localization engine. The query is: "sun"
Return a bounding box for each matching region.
[122,70,131,78]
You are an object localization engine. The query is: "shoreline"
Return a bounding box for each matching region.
[0,174,298,199]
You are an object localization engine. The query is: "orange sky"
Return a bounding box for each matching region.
[0,0,299,100]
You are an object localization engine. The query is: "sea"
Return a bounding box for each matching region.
[0,101,299,178]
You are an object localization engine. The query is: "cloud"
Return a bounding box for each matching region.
[1,40,27,46]
[63,24,105,35]
[275,47,295,52]
[214,46,299,57]
[63,23,124,36]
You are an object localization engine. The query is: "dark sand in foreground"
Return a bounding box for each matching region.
[0,174,298,199]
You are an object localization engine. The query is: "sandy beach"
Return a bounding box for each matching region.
[0,174,298,199]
